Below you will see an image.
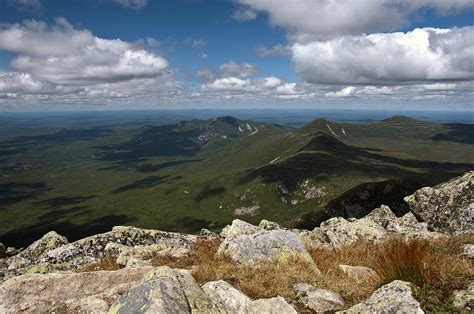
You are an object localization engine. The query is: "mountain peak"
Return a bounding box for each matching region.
[382,115,420,124]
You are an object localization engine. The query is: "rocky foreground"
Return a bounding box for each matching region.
[0,171,473,313]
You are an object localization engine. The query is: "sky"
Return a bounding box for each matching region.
[0,0,473,111]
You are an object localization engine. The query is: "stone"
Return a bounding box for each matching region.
[249,296,296,314]
[312,205,440,248]
[259,219,281,230]
[220,219,262,240]
[199,228,220,241]
[218,226,316,269]
[41,226,197,267]
[7,231,68,270]
[338,280,424,313]
[404,171,473,234]
[202,280,296,313]
[453,282,473,312]
[293,282,345,312]
[463,244,474,259]
[105,243,189,267]
[108,266,218,313]
[339,264,378,281]
[0,266,154,313]
[202,280,252,312]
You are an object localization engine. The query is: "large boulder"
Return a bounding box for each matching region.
[7,231,68,270]
[404,171,473,234]
[338,280,424,313]
[218,220,316,268]
[293,282,344,313]
[203,280,296,313]
[109,267,296,314]
[311,205,440,247]
[41,226,197,267]
[0,266,154,313]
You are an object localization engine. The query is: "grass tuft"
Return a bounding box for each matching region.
[81,255,123,272]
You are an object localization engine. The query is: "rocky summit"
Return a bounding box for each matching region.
[0,171,473,313]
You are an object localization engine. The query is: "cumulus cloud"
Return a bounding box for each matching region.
[0,18,183,108]
[292,27,474,85]
[219,61,259,78]
[0,18,168,85]
[111,0,148,10]
[236,0,474,40]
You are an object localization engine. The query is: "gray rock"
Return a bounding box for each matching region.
[108,266,218,313]
[453,281,473,312]
[463,244,474,259]
[293,282,345,313]
[42,226,197,267]
[259,219,281,230]
[338,280,424,313]
[220,219,262,240]
[0,266,154,313]
[250,296,296,314]
[404,171,474,234]
[312,205,440,248]
[338,264,378,281]
[7,231,68,270]
[202,280,296,313]
[199,228,220,241]
[218,226,316,269]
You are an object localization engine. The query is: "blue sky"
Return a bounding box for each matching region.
[0,0,473,111]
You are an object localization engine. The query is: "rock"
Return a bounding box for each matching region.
[6,247,20,257]
[338,265,378,281]
[220,219,262,240]
[338,280,424,313]
[293,282,344,312]
[453,282,473,312]
[404,171,474,234]
[42,226,197,267]
[7,231,68,270]
[312,205,440,247]
[203,280,296,313]
[0,266,154,313]
[199,228,220,241]
[218,225,316,268]
[202,280,252,312]
[105,243,189,267]
[250,296,296,314]
[259,219,281,230]
[108,266,218,313]
[463,244,474,259]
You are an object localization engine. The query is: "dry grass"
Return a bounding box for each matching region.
[81,255,123,272]
[81,235,472,311]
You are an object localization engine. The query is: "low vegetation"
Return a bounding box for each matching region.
[81,255,123,272]
[148,235,473,311]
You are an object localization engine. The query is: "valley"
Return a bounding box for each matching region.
[0,112,472,247]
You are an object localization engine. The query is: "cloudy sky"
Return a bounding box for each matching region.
[0,0,473,111]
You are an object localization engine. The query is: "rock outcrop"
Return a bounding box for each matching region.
[110,267,296,313]
[309,205,439,248]
[338,264,378,281]
[339,280,424,313]
[453,281,473,312]
[404,171,473,234]
[218,220,316,268]
[293,283,345,312]
[0,266,154,313]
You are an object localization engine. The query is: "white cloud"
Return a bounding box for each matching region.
[111,0,148,10]
[292,27,474,85]
[325,86,356,98]
[255,44,291,57]
[198,52,208,59]
[232,9,257,21]
[0,19,168,85]
[219,61,259,78]
[9,0,41,11]
[236,0,474,40]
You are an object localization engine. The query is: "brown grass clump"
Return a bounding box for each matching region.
[81,255,123,272]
